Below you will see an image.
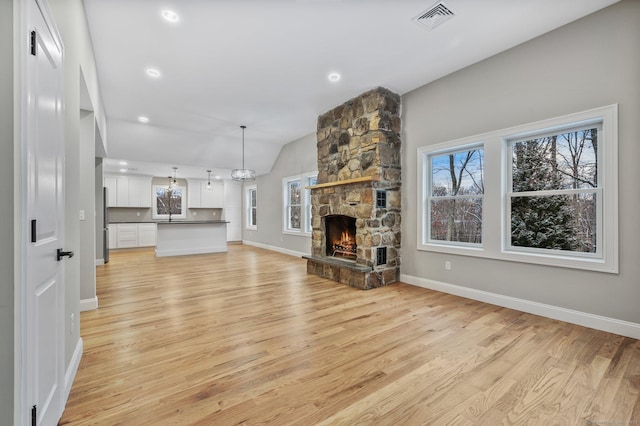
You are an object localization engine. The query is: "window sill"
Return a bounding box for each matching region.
[283,230,311,237]
[418,243,617,274]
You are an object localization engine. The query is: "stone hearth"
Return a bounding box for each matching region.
[304,87,401,289]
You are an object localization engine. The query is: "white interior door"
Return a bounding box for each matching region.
[25,0,66,424]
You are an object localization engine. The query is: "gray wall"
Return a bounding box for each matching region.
[1,0,14,421]
[401,0,640,323]
[79,110,96,302]
[95,157,104,261]
[49,0,108,373]
[242,133,317,255]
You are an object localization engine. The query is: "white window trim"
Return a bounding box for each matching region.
[152,184,187,220]
[282,172,317,237]
[417,105,618,273]
[245,184,257,230]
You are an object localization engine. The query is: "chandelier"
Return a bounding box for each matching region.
[231,125,255,182]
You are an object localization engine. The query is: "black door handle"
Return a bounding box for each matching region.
[57,248,74,261]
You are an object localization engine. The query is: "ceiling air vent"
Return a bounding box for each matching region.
[413,2,455,31]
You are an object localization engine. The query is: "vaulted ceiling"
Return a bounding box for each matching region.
[83,0,619,179]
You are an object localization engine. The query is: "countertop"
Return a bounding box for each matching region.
[110,220,229,224]
[156,220,229,225]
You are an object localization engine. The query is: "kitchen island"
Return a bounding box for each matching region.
[155,220,229,257]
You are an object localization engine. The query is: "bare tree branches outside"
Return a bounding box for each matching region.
[429,148,484,244]
[156,187,183,215]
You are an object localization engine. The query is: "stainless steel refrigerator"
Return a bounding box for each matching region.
[103,187,109,263]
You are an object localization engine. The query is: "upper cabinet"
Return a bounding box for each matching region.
[104,175,152,208]
[188,179,224,208]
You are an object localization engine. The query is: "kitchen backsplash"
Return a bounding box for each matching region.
[108,207,223,223]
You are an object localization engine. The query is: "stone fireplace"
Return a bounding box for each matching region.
[304,87,401,289]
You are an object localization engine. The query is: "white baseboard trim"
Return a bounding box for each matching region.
[401,274,640,340]
[63,337,83,405]
[242,240,309,258]
[95,258,104,266]
[80,296,98,312]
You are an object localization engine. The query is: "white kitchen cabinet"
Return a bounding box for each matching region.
[115,176,129,207]
[104,176,118,207]
[127,177,152,207]
[108,224,117,249]
[188,179,224,208]
[116,223,138,248]
[137,223,157,247]
[109,223,157,248]
[104,175,152,207]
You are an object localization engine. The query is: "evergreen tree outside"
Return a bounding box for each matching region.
[510,128,597,253]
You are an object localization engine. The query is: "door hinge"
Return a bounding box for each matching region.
[30,30,36,56]
[31,219,37,243]
[31,405,37,426]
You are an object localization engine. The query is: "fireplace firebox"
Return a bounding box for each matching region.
[325,215,356,259]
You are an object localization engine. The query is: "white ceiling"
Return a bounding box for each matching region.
[83,0,619,180]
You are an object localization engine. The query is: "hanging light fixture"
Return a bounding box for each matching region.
[231,125,255,182]
[168,166,178,190]
[206,169,212,190]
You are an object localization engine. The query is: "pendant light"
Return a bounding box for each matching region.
[206,169,212,190]
[231,125,255,182]
[168,166,178,190]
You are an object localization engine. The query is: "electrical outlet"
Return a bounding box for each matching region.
[79,210,85,221]
[193,211,198,216]
[136,211,140,217]
[70,313,75,335]
[445,261,451,271]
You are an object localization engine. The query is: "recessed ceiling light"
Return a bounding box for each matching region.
[214,175,221,180]
[119,161,128,166]
[161,10,179,23]
[328,72,341,82]
[119,168,127,173]
[146,68,161,78]
[138,116,150,123]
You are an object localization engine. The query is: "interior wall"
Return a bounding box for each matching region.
[401,0,640,324]
[79,110,96,303]
[95,157,104,261]
[223,180,242,242]
[48,0,107,369]
[242,132,317,255]
[1,0,14,421]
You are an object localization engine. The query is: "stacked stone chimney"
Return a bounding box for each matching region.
[304,87,401,289]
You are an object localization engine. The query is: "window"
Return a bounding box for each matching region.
[304,175,317,233]
[246,185,257,230]
[507,125,599,256]
[152,185,186,220]
[286,180,302,231]
[427,146,484,246]
[417,105,618,273]
[283,172,317,236]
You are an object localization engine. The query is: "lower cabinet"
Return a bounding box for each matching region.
[137,223,157,247]
[109,223,157,249]
[116,224,138,248]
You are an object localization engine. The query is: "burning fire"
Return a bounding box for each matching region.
[332,231,356,258]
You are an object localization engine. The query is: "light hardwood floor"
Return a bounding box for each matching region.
[60,245,640,425]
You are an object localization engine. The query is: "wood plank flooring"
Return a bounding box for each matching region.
[59,245,640,425]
